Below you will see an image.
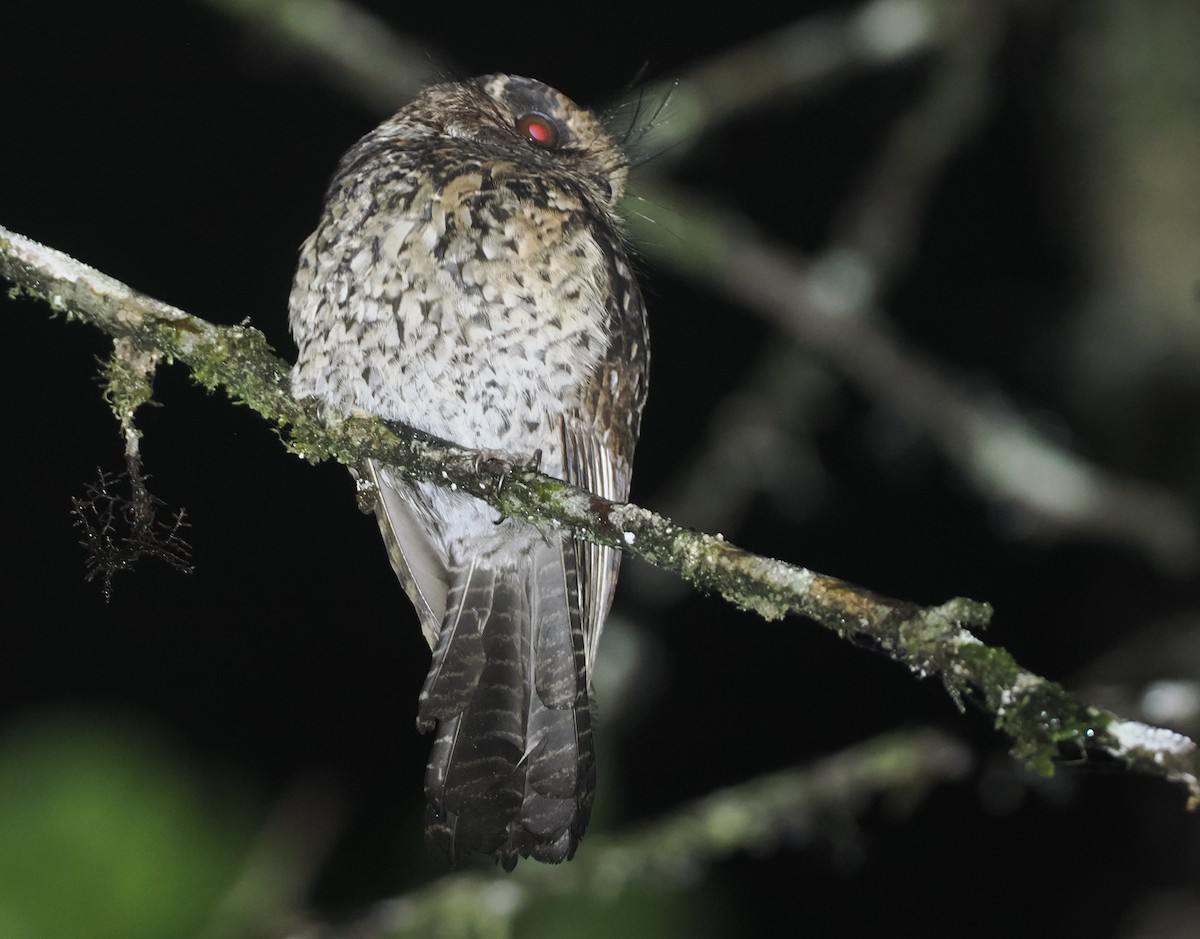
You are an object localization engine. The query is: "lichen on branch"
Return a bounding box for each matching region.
[2,221,1197,806]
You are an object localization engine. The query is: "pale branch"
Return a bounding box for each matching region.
[630,2,1002,559]
[201,0,957,158]
[628,0,967,164]
[2,222,1198,804]
[199,0,445,113]
[300,728,969,939]
[624,181,1200,571]
[826,1,1001,283]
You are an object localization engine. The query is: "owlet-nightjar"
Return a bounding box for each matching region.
[289,75,649,869]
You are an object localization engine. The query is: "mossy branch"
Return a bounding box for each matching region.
[3,221,1197,806]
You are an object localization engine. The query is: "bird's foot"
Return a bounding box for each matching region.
[473,447,542,478]
[474,449,542,525]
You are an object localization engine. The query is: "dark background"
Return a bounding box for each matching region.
[3,1,1200,937]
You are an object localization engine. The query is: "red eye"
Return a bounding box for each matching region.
[515,112,559,149]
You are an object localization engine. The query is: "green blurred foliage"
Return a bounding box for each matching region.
[515,883,725,939]
[0,712,254,939]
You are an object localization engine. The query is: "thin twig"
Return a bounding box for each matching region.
[632,2,1003,560]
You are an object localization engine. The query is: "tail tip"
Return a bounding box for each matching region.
[424,803,586,871]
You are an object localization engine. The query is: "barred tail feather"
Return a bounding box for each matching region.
[422,538,594,870]
[416,560,491,732]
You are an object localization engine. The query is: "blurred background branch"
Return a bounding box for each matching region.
[201,0,445,110]
[288,729,970,938]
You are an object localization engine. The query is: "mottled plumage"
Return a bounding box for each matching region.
[289,75,649,869]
